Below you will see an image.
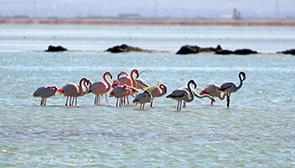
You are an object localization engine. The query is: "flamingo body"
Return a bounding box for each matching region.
[90,72,112,104]
[218,72,246,108]
[133,91,152,110]
[33,86,58,106]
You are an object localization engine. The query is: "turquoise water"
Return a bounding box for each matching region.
[0,25,295,167]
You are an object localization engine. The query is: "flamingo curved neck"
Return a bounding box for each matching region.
[130,70,139,87]
[237,77,243,91]
[186,83,195,102]
[104,73,112,92]
[160,84,167,96]
[79,79,89,96]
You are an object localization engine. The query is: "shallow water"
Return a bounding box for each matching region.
[0,25,295,167]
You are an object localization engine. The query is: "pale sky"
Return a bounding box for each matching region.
[0,0,294,19]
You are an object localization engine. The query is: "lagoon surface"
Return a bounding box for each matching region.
[0,25,295,167]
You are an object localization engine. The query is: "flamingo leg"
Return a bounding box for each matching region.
[139,104,142,110]
[65,96,69,106]
[75,97,77,106]
[105,94,109,103]
[116,98,118,107]
[98,95,100,104]
[143,103,145,110]
[127,96,129,105]
[40,98,43,106]
[150,99,153,108]
[70,97,74,106]
[94,96,97,105]
[69,97,72,106]
[120,98,124,107]
[44,98,47,106]
[227,94,230,108]
[179,101,182,111]
[68,97,71,106]
[183,102,186,108]
[177,101,180,111]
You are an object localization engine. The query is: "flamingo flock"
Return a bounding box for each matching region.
[32,70,246,111]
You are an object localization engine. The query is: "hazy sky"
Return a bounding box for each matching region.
[0,0,294,19]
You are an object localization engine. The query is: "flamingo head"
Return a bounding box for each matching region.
[187,80,197,89]
[112,80,120,88]
[50,86,58,95]
[131,69,139,78]
[50,86,58,91]
[239,71,246,81]
[104,71,113,79]
[128,86,140,94]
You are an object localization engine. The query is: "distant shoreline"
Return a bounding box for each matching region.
[1,18,295,26]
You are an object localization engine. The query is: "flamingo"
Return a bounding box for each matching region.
[114,69,139,87]
[135,78,150,89]
[217,72,246,108]
[32,86,58,106]
[109,85,131,107]
[145,83,167,107]
[57,78,91,106]
[133,91,153,110]
[200,84,226,105]
[112,69,140,104]
[90,72,112,105]
[166,80,196,111]
[116,70,149,89]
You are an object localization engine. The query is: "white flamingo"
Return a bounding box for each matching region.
[132,91,153,110]
[166,80,196,111]
[33,86,58,106]
[218,72,246,108]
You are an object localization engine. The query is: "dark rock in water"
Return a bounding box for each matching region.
[280,49,295,55]
[233,49,258,55]
[215,48,258,55]
[176,45,200,54]
[45,45,67,52]
[215,49,234,55]
[106,44,145,53]
[176,45,221,54]
[216,44,222,51]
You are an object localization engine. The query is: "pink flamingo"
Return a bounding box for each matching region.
[200,84,225,105]
[33,86,58,106]
[109,85,131,107]
[57,78,91,106]
[115,70,149,89]
[217,72,246,108]
[112,69,140,104]
[90,72,112,105]
[114,69,139,87]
